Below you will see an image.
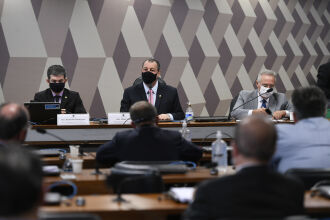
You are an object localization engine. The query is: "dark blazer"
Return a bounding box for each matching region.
[184,166,304,220]
[317,62,330,99]
[120,82,184,120]
[33,88,86,114]
[96,125,202,166]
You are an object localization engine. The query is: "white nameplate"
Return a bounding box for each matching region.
[108,113,131,125]
[57,114,90,125]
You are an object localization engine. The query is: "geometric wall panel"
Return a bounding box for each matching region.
[0,0,328,117]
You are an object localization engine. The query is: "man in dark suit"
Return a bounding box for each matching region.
[317,61,330,100]
[0,102,29,144]
[96,101,202,166]
[184,116,304,219]
[33,65,86,114]
[120,58,184,121]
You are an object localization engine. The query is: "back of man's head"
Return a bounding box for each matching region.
[0,102,29,142]
[235,116,277,163]
[0,145,43,218]
[292,86,327,120]
[130,101,157,126]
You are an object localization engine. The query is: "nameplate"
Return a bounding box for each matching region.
[57,114,90,125]
[108,113,131,125]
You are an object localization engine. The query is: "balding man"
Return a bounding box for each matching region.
[97,101,202,166]
[0,102,29,144]
[184,116,304,219]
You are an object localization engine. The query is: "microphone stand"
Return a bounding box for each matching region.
[228,88,273,120]
[35,128,103,175]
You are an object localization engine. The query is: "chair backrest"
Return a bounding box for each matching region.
[285,168,330,189]
[132,76,166,86]
[106,167,164,194]
[228,94,239,119]
[39,213,101,220]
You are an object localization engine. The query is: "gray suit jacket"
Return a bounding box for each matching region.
[231,90,292,119]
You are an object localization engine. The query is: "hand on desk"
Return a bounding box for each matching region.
[272,110,286,120]
[158,114,171,121]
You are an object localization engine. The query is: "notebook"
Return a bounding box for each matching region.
[24,102,61,125]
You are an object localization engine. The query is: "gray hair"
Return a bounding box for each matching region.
[257,69,277,82]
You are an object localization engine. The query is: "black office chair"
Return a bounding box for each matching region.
[39,213,101,220]
[285,168,330,190]
[132,76,166,86]
[106,166,164,194]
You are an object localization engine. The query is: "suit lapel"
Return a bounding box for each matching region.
[60,89,70,109]
[247,90,259,109]
[155,83,165,112]
[136,83,148,102]
[268,93,277,112]
[46,89,55,102]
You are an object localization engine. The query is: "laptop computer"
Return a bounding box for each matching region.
[194,116,229,122]
[24,102,61,125]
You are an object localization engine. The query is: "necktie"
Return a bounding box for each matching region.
[261,99,267,108]
[54,96,61,103]
[148,89,153,105]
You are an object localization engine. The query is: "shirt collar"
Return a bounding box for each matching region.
[51,89,64,97]
[143,80,158,95]
[257,94,269,103]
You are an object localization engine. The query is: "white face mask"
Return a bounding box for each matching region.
[259,86,273,99]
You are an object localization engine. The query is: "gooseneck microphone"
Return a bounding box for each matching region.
[35,128,103,175]
[228,88,273,120]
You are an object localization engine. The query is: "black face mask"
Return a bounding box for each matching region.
[49,83,65,93]
[142,71,157,85]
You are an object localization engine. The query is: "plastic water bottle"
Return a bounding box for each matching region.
[185,102,194,121]
[180,120,192,141]
[211,130,227,173]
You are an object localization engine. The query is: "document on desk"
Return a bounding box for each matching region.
[169,187,195,203]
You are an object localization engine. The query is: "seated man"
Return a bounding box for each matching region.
[184,116,304,219]
[231,69,292,120]
[33,65,86,114]
[0,146,43,219]
[272,86,330,173]
[96,101,202,166]
[120,58,184,121]
[0,102,29,144]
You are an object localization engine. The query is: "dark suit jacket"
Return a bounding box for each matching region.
[184,166,304,220]
[33,88,86,114]
[96,125,202,166]
[317,62,330,99]
[120,82,184,120]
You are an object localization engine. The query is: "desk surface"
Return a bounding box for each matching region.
[40,191,330,220]
[44,167,234,195]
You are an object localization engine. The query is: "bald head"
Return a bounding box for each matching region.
[0,103,29,142]
[130,101,157,126]
[235,116,277,163]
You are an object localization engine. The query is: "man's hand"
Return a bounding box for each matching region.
[273,110,286,120]
[158,114,171,121]
[252,108,267,115]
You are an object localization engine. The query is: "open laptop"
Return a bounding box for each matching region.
[24,102,61,125]
[194,116,229,122]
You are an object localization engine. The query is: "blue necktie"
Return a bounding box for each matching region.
[261,99,267,108]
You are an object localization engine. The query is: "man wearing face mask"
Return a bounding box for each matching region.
[33,65,86,114]
[120,58,184,120]
[231,69,292,120]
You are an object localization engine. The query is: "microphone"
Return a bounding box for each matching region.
[35,128,103,175]
[228,88,273,120]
